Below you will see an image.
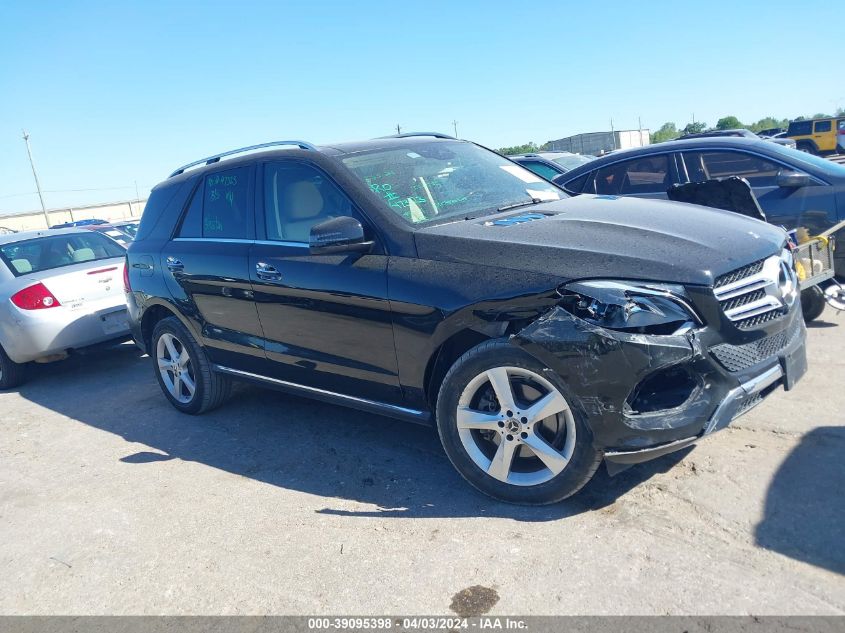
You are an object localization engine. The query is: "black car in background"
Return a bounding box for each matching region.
[554,137,845,279]
[126,134,805,505]
[509,151,595,181]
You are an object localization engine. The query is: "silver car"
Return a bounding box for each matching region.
[0,228,130,388]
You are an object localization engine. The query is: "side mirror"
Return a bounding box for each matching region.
[777,169,811,188]
[309,216,373,255]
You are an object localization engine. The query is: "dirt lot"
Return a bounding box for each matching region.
[1,311,843,615]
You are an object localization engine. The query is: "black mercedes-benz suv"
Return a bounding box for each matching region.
[126,133,807,504]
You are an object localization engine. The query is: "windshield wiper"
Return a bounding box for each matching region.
[462,198,544,221]
[496,198,542,213]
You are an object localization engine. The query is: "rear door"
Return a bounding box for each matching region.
[160,165,265,369]
[838,119,845,152]
[248,159,401,403]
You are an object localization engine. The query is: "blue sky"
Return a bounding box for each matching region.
[0,0,840,215]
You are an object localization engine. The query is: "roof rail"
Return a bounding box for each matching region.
[376,132,457,140]
[169,140,317,177]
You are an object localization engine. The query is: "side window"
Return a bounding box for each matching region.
[788,121,812,136]
[519,161,559,181]
[263,162,357,243]
[178,167,251,239]
[562,172,591,194]
[595,155,670,195]
[683,151,782,188]
[814,120,832,133]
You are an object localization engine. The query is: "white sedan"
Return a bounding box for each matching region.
[0,228,130,388]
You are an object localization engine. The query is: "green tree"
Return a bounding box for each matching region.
[497,142,549,155]
[749,116,789,133]
[812,113,832,119]
[682,121,707,135]
[716,116,743,130]
[650,122,679,143]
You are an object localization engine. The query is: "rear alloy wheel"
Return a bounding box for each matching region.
[437,339,602,504]
[0,344,27,390]
[151,317,231,414]
[157,332,197,404]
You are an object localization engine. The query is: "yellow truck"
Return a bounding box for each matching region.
[786,116,845,155]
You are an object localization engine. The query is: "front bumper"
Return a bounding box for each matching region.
[513,303,807,465]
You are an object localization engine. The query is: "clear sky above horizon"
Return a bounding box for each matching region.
[0,0,841,215]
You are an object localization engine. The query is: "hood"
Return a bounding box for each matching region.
[414,195,786,286]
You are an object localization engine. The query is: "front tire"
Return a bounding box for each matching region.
[436,339,602,505]
[151,317,231,414]
[0,344,27,390]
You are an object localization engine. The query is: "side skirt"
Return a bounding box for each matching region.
[212,364,433,426]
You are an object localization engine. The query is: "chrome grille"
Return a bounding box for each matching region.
[714,253,794,329]
[714,259,765,288]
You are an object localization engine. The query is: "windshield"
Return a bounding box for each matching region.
[765,143,845,177]
[341,141,563,224]
[552,154,595,171]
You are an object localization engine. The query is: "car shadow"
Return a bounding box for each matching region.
[755,426,845,575]
[14,344,692,522]
[805,319,839,329]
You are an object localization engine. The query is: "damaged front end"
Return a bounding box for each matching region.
[510,279,805,473]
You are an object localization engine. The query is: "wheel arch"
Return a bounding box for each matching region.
[423,319,537,408]
[140,300,197,352]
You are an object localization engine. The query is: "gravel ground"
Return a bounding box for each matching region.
[0,310,843,615]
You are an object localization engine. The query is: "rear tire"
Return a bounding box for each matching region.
[801,286,826,322]
[0,344,27,390]
[151,317,231,414]
[436,339,602,505]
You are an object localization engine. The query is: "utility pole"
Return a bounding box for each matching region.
[22,130,51,227]
[452,120,458,137]
[396,124,401,135]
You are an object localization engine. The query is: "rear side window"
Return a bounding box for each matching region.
[683,150,781,188]
[594,155,671,194]
[788,121,812,136]
[0,232,125,277]
[562,172,591,194]
[178,166,251,239]
[814,120,832,133]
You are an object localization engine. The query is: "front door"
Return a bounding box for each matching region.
[161,165,265,369]
[680,149,838,235]
[248,159,401,404]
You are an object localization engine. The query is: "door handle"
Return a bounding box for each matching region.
[166,256,184,272]
[255,262,282,281]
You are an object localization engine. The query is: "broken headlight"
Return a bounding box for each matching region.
[558,280,702,335]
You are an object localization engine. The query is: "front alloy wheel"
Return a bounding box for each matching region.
[457,366,576,486]
[437,339,602,505]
